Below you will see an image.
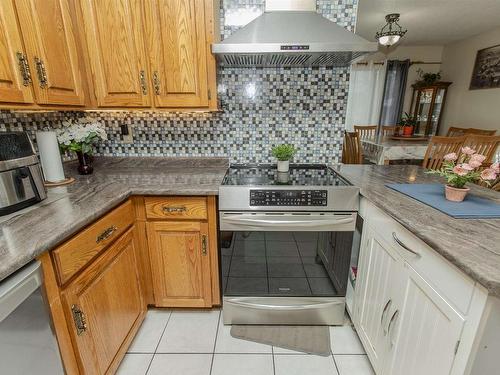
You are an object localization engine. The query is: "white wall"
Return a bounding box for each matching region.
[440,27,500,136]
[362,45,444,114]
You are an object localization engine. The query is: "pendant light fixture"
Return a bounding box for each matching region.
[375,13,407,46]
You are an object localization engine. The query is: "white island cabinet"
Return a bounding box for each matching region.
[352,197,500,375]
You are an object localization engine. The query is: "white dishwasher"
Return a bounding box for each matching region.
[0,261,64,374]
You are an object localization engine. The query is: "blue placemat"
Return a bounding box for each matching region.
[386,183,500,219]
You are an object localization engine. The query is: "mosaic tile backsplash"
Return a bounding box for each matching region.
[0,0,358,164]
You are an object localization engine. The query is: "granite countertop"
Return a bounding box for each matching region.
[0,156,229,282]
[334,164,500,297]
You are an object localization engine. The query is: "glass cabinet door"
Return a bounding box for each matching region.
[415,89,433,135]
[429,88,446,135]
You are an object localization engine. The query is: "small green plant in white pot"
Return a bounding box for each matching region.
[272,144,297,172]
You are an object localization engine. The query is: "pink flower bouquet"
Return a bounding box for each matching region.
[427,148,499,189]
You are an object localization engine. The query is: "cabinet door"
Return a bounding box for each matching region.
[80,0,151,107]
[147,220,212,307]
[15,0,85,106]
[146,0,209,107]
[384,263,465,375]
[354,226,402,374]
[0,0,33,104]
[63,227,145,375]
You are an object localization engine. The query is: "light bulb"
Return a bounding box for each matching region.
[378,35,401,46]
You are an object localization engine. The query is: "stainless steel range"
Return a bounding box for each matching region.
[218,164,361,325]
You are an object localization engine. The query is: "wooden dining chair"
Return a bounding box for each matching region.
[465,128,497,136]
[381,125,400,137]
[446,126,496,137]
[342,131,363,164]
[462,135,500,163]
[422,136,467,170]
[354,125,377,139]
[446,126,467,137]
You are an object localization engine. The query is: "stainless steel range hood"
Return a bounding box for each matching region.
[212,0,377,68]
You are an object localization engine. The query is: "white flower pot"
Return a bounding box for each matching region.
[277,160,290,172]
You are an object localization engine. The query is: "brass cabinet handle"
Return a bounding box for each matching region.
[34,57,48,88]
[16,52,31,86]
[381,299,392,335]
[162,206,187,214]
[152,71,161,95]
[387,309,399,347]
[71,304,87,335]
[202,235,208,256]
[96,225,117,243]
[139,70,148,95]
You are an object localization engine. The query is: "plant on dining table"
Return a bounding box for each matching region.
[427,147,499,189]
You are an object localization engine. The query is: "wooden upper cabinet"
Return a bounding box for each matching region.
[146,0,212,108]
[15,0,86,106]
[79,0,151,107]
[62,227,145,374]
[147,220,212,307]
[0,0,34,104]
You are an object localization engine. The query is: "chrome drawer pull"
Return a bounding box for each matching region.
[392,232,420,257]
[96,225,117,243]
[163,206,187,213]
[381,299,392,335]
[387,309,399,347]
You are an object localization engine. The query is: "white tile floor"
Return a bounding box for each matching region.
[118,308,374,375]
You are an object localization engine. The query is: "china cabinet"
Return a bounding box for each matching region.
[409,82,452,136]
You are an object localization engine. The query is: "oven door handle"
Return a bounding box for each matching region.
[221,215,354,227]
[225,299,340,311]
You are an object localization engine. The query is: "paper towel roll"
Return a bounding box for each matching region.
[36,131,66,182]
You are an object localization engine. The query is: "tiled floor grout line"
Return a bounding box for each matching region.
[143,310,173,375]
[331,352,341,375]
[209,310,222,375]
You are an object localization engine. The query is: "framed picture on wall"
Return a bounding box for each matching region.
[470,44,500,90]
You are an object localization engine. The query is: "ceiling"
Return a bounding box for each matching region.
[356,0,500,45]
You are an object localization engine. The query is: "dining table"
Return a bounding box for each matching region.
[360,136,430,165]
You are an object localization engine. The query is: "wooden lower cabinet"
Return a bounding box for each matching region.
[147,220,212,307]
[39,196,219,374]
[61,226,145,374]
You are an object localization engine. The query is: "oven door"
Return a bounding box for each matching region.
[219,212,356,325]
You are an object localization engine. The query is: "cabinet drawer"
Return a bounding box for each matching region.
[363,198,475,315]
[52,200,134,285]
[145,197,207,220]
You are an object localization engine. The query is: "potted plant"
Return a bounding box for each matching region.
[427,147,499,202]
[415,69,442,86]
[57,117,107,175]
[399,112,417,136]
[271,144,297,172]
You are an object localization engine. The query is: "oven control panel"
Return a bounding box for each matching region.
[250,190,327,206]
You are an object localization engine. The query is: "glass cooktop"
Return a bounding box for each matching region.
[222,164,349,187]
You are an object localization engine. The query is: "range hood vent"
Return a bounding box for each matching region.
[212,0,377,68]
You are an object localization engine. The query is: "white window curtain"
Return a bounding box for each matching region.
[344,61,387,131]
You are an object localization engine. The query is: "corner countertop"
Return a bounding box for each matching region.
[334,164,500,297]
[0,156,229,282]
